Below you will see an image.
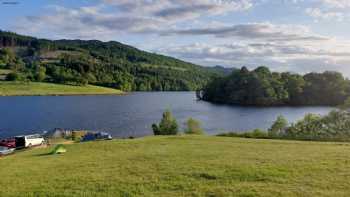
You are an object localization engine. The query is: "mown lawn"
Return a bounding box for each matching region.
[1,136,350,196]
[0,82,123,96]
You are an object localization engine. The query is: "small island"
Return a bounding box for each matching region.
[199,66,350,106]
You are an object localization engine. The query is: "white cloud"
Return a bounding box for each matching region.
[104,0,254,16]
[305,0,350,22]
[320,0,350,8]
[13,0,256,40]
[156,36,350,75]
[8,0,350,76]
[306,8,345,21]
[163,23,329,42]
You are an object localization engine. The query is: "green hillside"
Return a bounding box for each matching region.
[0,30,220,91]
[1,136,350,196]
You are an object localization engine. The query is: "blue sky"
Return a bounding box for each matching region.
[1,0,350,76]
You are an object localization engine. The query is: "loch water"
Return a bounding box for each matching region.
[0,92,333,138]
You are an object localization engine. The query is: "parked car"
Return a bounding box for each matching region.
[0,138,16,148]
[82,132,112,142]
[0,146,15,156]
[15,134,45,149]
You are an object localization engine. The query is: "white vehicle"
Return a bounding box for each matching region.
[0,146,15,156]
[15,134,45,148]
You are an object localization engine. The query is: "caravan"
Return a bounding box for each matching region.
[15,134,45,148]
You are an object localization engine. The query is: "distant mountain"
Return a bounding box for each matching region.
[0,30,221,91]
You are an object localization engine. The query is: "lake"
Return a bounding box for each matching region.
[0,92,333,138]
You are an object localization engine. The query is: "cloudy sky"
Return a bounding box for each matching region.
[1,0,350,76]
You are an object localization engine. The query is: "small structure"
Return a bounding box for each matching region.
[51,144,66,154]
[72,130,88,141]
[47,128,73,139]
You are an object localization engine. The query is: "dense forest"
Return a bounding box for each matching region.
[0,30,224,91]
[200,66,350,106]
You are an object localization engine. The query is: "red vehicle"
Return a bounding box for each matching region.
[0,138,16,148]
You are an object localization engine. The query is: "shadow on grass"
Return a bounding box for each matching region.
[36,152,54,157]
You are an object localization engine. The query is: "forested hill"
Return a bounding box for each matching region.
[200,66,350,106]
[0,30,221,91]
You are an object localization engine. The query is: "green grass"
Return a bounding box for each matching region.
[0,69,11,75]
[1,136,350,196]
[0,82,123,96]
[0,69,11,80]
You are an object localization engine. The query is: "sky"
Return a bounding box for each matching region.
[1,0,350,76]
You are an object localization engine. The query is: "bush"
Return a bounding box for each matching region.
[6,72,26,81]
[185,118,204,135]
[284,113,323,140]
[282,110,350,141]
[152,110,179,135]
[218,129,268,139]
[219,109,350,142]
[35,66,46,82]
[242,129,268,138]
[268,115,288,137]
[152,124,161,135]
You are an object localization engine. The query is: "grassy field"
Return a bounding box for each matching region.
[0,82,123,96]
[1,136,350,196]
[0,69,11,75]
[0,69,11,80]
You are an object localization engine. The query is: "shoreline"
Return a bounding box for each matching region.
[0,93,127,97]
[0,82,124,96]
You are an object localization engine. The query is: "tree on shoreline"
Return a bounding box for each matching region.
[184,118,204,135]
[269,115,288,137]
[152,110,179,135]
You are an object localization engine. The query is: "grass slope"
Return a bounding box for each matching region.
[1,136,350,196]
[0,82,123,96]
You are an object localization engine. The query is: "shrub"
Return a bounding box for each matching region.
[243,129,269,138]
[152,110,179,135]
[283,110,350,141]
[218,129,268,139]
[152,124,160,135]
[35,66,46,82]
[284,113,323,140]
[185,118,204,135]
[6,72,25,81]
[219,109,350,142]
[268,115,288,137]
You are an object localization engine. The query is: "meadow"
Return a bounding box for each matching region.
[1,136,350,196]
[0,82,123,96]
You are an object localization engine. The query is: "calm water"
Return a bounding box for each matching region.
[0,92,333,138]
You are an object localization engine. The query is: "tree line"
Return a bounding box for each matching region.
[200,66,350,106]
